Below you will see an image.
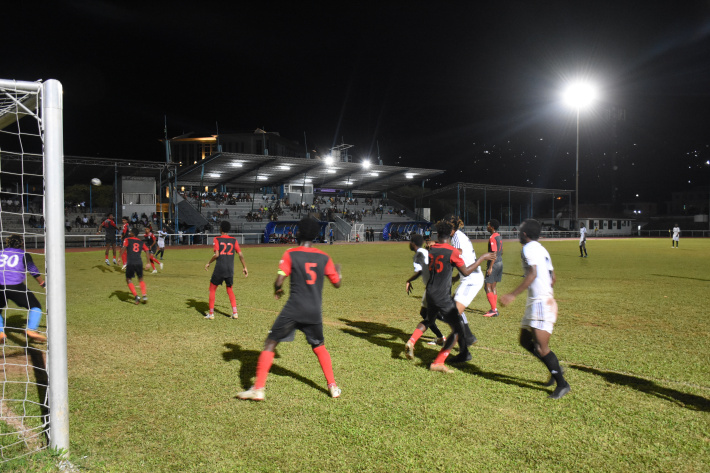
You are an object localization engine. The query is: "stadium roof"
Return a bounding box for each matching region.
[176,152,445,193]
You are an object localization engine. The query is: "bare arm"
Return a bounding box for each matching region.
[405,271,421,294]
[500,265,537,306]
[204,251,219,271]
[274,274,287,299]
[237,251,248,277]
[458,253,495,277]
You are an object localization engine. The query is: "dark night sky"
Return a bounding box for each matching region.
[6,0,710,203]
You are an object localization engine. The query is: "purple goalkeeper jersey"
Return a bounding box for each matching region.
[0,247,40,285]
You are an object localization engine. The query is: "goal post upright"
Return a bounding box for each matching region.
[42,79,69,455]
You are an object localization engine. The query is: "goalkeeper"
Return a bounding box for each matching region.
[0,234,47,343]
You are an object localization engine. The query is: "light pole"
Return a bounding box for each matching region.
[564,82,597,227]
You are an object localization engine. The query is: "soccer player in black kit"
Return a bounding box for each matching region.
[122,227,150,305]
[238,217,342,401]
[97,213,118,266]
[404,219,494,373]
[204,221,248,320]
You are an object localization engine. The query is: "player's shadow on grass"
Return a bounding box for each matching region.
[338,318,441,361]
[650,274,710,282]
[93,264,114,273]
[185,298,230,318]
[108,290,134,304]
[574,365,710,412]
[452,363,550,393]
[222,343,328,396]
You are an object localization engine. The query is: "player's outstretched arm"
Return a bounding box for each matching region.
[405,271,421,294]
[459,252,495,277]
[500,265,537,306]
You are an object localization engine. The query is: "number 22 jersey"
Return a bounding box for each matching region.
[213,235,240,278]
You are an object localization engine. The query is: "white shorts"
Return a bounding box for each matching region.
[672,236,679,241]
[521,297,558,334]
[453,271,484,308]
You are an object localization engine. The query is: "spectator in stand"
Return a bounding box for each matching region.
[65,219,71,232]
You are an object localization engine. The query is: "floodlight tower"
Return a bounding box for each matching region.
[563,82,597,226]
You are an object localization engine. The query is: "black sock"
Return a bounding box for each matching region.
[541,351,568,386]
[429,322,444,339]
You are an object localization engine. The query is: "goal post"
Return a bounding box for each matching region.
[0,78,69,459]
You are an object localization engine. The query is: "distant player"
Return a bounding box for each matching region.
[204,220,248,320]
[579,222,588,257]
[238,217,342,401]
[403,219,493,373]
[143,227,163,273]
[97,213,118,265]
[483,219,503,317]
[500,219,570,400]
[0,234,47,343]
[156,229,167,259]
[120,216,130,269]
[671,224,680,248]
[405,234,445,346]
[122,227,150,305]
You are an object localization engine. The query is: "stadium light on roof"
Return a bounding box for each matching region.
[362,160,371,169]
[324,155,334,165]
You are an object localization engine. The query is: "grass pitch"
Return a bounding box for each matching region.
[5,238,710,472]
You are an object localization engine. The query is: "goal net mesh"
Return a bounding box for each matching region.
[0,80,50,462]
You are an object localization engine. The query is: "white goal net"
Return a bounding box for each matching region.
[0,79,68,462]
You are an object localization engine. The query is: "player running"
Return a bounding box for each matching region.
[204,221,248,320]
[238,217,342,401]
[0,234,47,343]
[143,226,163,273]
[156,229,167,259]
[120,216,130,269]
[403,219,493,373]
[500,219,571,400]
[97,213,119,265]
[122,227,150,305]
[483,219,503,317]
[405,233,445,346]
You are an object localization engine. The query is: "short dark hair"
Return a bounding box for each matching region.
[130,227,141,237]
[435,219,454,238]
[444,213,462,231]
[5,234,24,249]
[410,234,424,247]
[488,219,500,230]
[297,217,320,242]
[220,220,231,233]
[520,219,541,241]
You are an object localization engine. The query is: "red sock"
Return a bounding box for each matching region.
[408,328,424,345]
[226,286,237,309]
[139,281,146,296]
[433,349,451,365]
[151,255,160,265]
[121,252,127,264]
[127,282,137,296]
[209,283,217,312]
[313,345,336,385]
[486,292,497,310]
[254,350,275,389]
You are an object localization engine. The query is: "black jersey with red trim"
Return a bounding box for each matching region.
[213,235,239,278]
[278,247,340,324]
[101,218,117,237]
[144,231,156,246]
[121,223,129,238]
[123,236,150,265]
[488,232,503,264]
[425,242,465,307]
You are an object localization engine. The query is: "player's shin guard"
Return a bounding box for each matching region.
[209,283,217,311]
[540,351,568,386]
[313,345,336,386]
[127,282,137,297]
[226,286,237,309]
[121,252,127,265]
[408,328,424,345]
[139,281,147,296]
[27,307,42,331]
[486,292,497,310]
[254,350,275,389]
[432,348,451,365]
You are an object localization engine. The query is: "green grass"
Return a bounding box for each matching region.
[5,238,710,472]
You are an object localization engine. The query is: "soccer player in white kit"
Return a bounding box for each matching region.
[500,219,570,400]
[447,215,484,363]
[671,224,680,248]
[579,222,588,257]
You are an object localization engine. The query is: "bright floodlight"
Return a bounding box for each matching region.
[324,155,334,165]
[563,82,597,109]
[362,160,371,169]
